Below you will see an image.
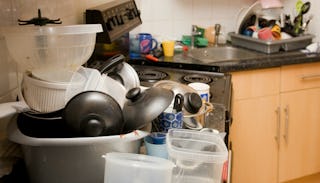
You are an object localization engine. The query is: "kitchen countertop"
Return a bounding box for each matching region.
[129,48,320,73]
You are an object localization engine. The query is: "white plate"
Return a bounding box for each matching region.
[118,62,140,91]
[235,1,261,34]
[124,62,140,89]
[96,74,127,109]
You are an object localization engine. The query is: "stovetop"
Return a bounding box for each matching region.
[130,64,232,111]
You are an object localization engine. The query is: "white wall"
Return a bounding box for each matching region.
[0,0,319,107]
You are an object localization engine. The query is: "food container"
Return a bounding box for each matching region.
[103,152,174,183]
[166,129,228,183]
[229,32,314,54]
[6,117,148,183]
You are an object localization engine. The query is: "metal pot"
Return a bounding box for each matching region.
[153,80,203,115]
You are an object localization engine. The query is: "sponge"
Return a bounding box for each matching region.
[196,37,208,47]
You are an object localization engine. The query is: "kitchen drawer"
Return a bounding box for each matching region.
[231,67,280,100]
[281,62,320,92]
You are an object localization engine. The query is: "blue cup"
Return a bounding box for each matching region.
[144,135,168,159]
[150,132,167,144]
[138,33,158,54]
[157,111,183,132]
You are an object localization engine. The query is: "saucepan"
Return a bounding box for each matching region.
[16,90,124,138]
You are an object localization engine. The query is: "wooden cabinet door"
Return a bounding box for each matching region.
[230,95,279,183]
[279,88,320,182]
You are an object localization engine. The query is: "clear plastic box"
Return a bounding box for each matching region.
[103,152,174,183]
[166,129,228,183]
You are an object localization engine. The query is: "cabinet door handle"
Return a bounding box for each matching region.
[275,107,281,148]
[300,73,320,80]
[283,105,289,142]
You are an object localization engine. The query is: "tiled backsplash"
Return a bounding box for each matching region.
[0,0,319,102]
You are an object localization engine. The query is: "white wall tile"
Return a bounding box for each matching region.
[152,0,173,21]
[172,0,193,20]
[192,0,213,19]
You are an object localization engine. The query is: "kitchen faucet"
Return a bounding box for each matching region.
[214,23,221,47]
[191,25,202,49]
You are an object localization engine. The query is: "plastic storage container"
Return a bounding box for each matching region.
[6,118,148,183]
[166,129,228,183]
[103,152,174,183]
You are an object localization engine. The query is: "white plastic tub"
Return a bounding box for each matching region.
[6,117,148,183]
[167,129,228,183]
[103,152,174,183]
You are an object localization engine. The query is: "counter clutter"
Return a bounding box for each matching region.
[0,22,229,183]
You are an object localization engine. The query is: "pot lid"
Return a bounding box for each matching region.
[122,87,174,132]
[63,91,124,137]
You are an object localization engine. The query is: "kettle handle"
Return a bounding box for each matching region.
[98,54,126,73]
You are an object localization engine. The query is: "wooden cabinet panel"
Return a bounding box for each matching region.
[279,88,320,182]
[281,62,320,92]
[232,68,280,100]
[230,62,320,183]
[230,96,279,183]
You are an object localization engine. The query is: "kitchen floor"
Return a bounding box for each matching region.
[283,173,320,183]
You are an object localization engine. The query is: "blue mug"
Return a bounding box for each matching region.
[157,111,183,132]
[138,33,158,54]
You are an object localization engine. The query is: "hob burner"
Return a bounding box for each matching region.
[182,74,213,84]
[137,69,168,82]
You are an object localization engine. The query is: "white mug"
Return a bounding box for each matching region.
[188,82,210,102]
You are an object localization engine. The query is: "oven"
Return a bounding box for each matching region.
[128,63,232,144]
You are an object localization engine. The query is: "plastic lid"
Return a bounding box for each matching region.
[2,24,103,35]
[166,129,228,163]
[103,152,174,170]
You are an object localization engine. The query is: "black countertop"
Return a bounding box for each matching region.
[128,49,320,73]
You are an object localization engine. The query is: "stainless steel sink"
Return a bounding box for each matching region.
[188,46,264,63]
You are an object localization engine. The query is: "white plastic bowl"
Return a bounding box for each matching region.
[23,71,85,113]
[2,24,102,72]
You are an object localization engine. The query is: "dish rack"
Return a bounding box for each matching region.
[229,32,314,54]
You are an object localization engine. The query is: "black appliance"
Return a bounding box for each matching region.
[85,0,142,58]
[86,0,141,43]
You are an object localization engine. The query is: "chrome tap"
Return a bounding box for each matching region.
[214,24,221,47]
[191,25,202,49]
